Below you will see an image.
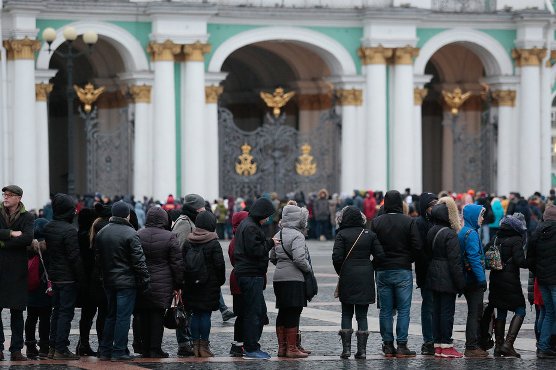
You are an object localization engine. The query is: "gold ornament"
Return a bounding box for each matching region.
[35,83,53,102]
[357,46,393,65]
[413,88,428,105]
[183,42,211,62]
[296,143,317,176]
[205,85,223,103]
[74,83,105,113]
[3,37,40,60]
[336,89,363,106]
[129,84,152,104]
[235,144,257,176]
[442,88,471,116]
[492,90,516,107]
[260,87,296,118]
[512,48,547,67]
[147,40,181,62]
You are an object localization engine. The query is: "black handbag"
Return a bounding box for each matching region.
[164,292,187,330]
[279,230,318,301]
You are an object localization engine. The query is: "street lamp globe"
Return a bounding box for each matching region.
[62,26,77,42]
[82,30,98,46]
[42,27,56,43]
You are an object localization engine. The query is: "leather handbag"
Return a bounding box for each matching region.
[163,292,187,330]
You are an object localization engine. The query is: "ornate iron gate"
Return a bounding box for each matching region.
[218,107,341,198]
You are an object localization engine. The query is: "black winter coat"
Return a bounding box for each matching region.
[371,191,422,272]
[95,217,150,289]
[234,216,274,277]
[0,204,34,309]
[528,221,556,286]
[182,238,226,312]
[488,226,527,310]
[137,208,183,310]
[426,225,465,294]
[44,219,85,283]
[332,208,384,305]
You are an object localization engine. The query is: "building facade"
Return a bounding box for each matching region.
[1,0,556,209]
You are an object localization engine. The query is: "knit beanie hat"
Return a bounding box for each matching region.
[544,205,556,221]
[112,201,130,218]
[500,212,527,234]
[184,194,205,210]
[195,211,217,232]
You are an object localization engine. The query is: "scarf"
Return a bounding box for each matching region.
[187,227,218,244]
[0,203,23,227]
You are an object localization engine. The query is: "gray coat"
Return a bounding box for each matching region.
[270,205,311,282]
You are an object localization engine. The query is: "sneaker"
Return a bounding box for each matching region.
[421,342,435,356]
[464,348,488,358]
[229,343,244,357]
[243,350,271,360]
[221,309,236,322]
[434,344,442,357]
[441,345,463,358]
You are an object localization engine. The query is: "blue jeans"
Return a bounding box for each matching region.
[421,288,434,344]
[315,220,327,239]
[49,282,78,352]
[99,288,137,358]
[238,276,267,352]
[432,292,456,344]
[496,306,526,321]
[190,310,212,341]
[376,269,413,343]
[0,309,24,352]
[539,285,556,351]
[341,303,369,331]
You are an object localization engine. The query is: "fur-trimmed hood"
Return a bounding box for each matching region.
[432,196,461,231]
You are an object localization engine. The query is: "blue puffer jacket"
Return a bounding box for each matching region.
[458,204,486,286]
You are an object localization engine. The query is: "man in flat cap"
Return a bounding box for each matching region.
[0,185,35,361]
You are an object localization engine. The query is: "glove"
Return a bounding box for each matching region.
[478,281,487,292]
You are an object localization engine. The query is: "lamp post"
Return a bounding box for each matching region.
[42,26,98,196]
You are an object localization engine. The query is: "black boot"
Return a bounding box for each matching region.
[382,341,397,357]
[338,329,353,359]
[76,339,98,356]
[479,303,495,351]
[550,335,556,352]
[493,319,505,357]
[25,340,39,359]
[396,342,416,358]
[38,341,50,359]
[500,315,523,358]
[354,331,369,359]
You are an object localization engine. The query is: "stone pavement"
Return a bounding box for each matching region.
[0,240,553,369]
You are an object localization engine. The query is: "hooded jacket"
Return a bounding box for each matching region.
[489,198,504,229]
[313,189,330,221]
[137,207,183,310]
[44,194,85,284]
[527,220,556,285]
[458,204,486,286]
[228,211,249,295]
[270,205,311,283]
[415,192,438,288]
[234,198,276,278]
[370,190,422,271]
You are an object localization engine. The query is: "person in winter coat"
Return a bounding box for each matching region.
[333,206,384,359]
[489,198,504,241]
[0,185,34,361]
[135,202,146,229]
[487,213,528,358]
[96,201,150,361]
[426,198,465,358]
[371,190,422,358]
[363,191,377,227]
[458,204,488,358]
[313,189,330,241]
[414,192,438,355]
[228,211,249,356]
[271,204,312,359]
[234,197,280,360]
[24,218,52,359]
[44,193,85,360]
[214,199,228,239]
[182,211,225,357]
[527,204,556,358]
[137,207,183,358]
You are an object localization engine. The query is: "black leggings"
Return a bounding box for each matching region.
[25,306,52,344]
[276,307,303,328]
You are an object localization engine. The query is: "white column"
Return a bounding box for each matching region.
[182,42,210,196]
[412,86,428,194]
[514,48,545,196]
[130,84,153,199]
[391,47,418,193]
[493,90,516,196]
[540,56,552,194]
[148,40,180,202]
[5,38,40,209]
[358,47,391,191]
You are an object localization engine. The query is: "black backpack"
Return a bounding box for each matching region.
[184,244,208,286]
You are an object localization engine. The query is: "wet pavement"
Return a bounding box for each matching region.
[0,240,551,369]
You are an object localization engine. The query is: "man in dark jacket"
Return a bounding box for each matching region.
[96,201,150,361]
[234,197,279,360]
[0,185,34,361]
[371,190,422,358]
[44,193,85,360]
[414,192,438,355]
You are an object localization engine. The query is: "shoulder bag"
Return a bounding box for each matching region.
[279,230,318,301]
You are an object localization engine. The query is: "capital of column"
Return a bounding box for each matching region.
[413,87,428,105]
[183,41,211,62]
[547,50,556,67]
[130,84,152,104]
[147,40,181,62]
[393,46,419,65]
[492,89,516,107]
[357,45,393,65]
[336,89,363,106]
[35,83,53,101]
[3,37,40,60]
[205,85,223,103]
[512,48,547,67]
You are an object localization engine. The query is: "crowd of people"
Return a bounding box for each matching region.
[1,183,556,361]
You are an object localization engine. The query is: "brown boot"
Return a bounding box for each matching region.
[296,329,311,355]
[192,340,201,357]
[500,315,523,358]
[198,340,214,358]
[285,328,308,358]
[276,326,286,357]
